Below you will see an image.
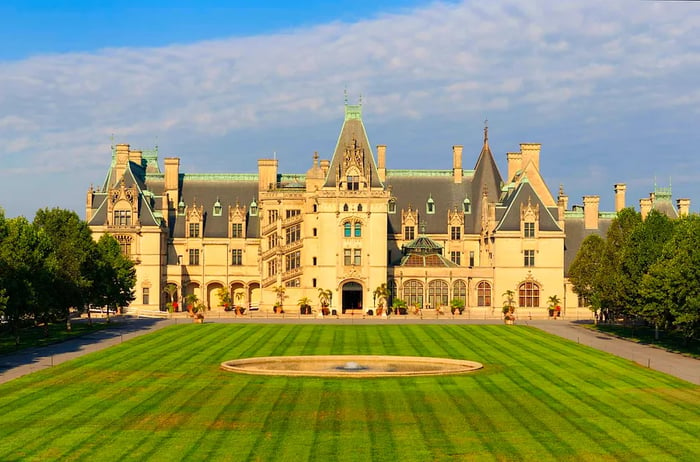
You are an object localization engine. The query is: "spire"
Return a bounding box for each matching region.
[483,118,489,150]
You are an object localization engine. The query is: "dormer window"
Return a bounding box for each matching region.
[178,199,185,216]
[388,199,396,214]
[524,222,535,238]
[249,199,258,216]
[426,196,435,214]
[347,175,359,191]
[213,198,222,216]
[463,198,471,214]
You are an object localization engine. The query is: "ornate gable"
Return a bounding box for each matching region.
[106,178,139,227]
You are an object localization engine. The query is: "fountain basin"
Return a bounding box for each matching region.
[220,355,483,378]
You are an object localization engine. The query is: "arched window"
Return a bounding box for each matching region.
[403,280,423,308]
[426,196,435,214]
[388,199,396,214]
[113,208,131,226]
[477,281,491,307]
[343,203,349,212]
[249,200,258,216]
[344,222,352,237]
[463,198,471,214]
[354,222,361,237]
[357,204,363,212]
[519,282,540,307]
[453,280,466,304]
[428,280,449,309]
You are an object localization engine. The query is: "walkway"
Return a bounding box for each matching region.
[1,316,698,385]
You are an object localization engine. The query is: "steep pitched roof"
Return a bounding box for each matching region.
[323,103,383,189]
[470,132,503,233]
[495,178,562,232]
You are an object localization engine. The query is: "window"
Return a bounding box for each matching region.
[524,250,535,267]
[344,222,352,237]
[285,251,301,271]
[268,259,278,276]
[450,226,461,240]
[285,224,301,244]
[312,257,317,266]
[113,209,131,226]
[313,204,317,212]
[463,198,471,214]
[354,222,362,237]
[469,251,475,267]
[453,280,467,304]
[115,235,131,256]
[389,279,398,306]
[268,233,278,249]
[313,228,317,237]
[347,176,359,190]
[404,280,424,308]
[268,210,278,222]
[524,222,535,238]
[213,199,222,216]
[353,249,361,266]
[357,204,363,212]
[312,278,317,288]
[578,294,590,307]
[285,278,300,287]
[177,200,185,216]
[249,200,258,216]
[142,288,149,305]
[344,248,361,266]
[477,281,492,307]
[231,249,243,265]
[232,223,243,238]
[388,200,396,214]
[426,197,435,214]
[450,251,461,265]
[428,280,449,309]
[286,209,301,219]
[404,226,415,240]
[188,249,200,265]
[189,222,200,238]
[519,282,540,307]
[344,249,352,266]
[343,204,349,212]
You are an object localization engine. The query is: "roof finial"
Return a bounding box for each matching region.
[420,220,426,235]
[358,93,363,106]
[484,117,489,143]
[344,86,348,105]
[558,183,565,197]
[110,132,114,148]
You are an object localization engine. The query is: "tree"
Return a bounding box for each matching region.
[93,234,136,320]
[163,283,178,312]
[373,283,390,310]
[34,208,96,330]
[569,234,605,321]
[640,216,700,343]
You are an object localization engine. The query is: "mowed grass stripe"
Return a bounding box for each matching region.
[309,380,341,460]
[360,379,399,462]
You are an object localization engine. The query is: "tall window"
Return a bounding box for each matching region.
[524,250,535,267]
[463,198,471,214]
[426,197,435,214]
[344,222,352,237]
[285,224,301,244]
[188,249,200,265]
[142,288,150,305]
[519,282,540,307]
[268,210,278,222]
[285,251,301,271]
[232,223,243,238]
[189,222,200,238]
[428,280,449,309]
[404,280,423,308]
[477,281,492,307]
[285,209,301,219]
[354,222,362,237]
[353,249,361,266]
[450,226,461,240]
[268,259,278,276]
[388,200,396,214]
[231,249,243,265]
[268,233,278,249]
[453,280,467,304]
[450,251,461,265]
[115,235,131,256]
[113,209,131,226]
[347,176,359,190]
[524,222,535,238]
[344,249,352,266]
[469,251,475,267]
[404,226,415,240]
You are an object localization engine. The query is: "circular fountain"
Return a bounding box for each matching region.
[220,355,483,378]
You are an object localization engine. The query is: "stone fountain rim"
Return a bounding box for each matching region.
[220,355,484,378]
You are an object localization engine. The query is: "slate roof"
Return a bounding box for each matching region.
[494,179,562,232]
[563,217,612,275]
[469,139,503,233]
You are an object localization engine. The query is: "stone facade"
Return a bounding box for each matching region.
[85,102,688,316]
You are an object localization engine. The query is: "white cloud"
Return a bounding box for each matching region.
[1,0,700,216]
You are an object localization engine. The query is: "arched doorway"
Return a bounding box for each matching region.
[341,281,363,313]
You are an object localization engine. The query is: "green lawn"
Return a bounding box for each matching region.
[0,324,698,461]
[585,323,700,358]
[0,320,114,355]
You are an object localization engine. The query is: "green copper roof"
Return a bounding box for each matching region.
[345,103,362,121]
[182,173,259,181]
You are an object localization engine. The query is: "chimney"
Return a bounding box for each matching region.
[677,198,690,217]
[377,145,387,183]
[129,150,143,166]
[583,195,600,230]
[614,183,626,212]
[506,152,522,181]
[557,185,568,228]
[452,145,463,184]
[520,143,541,171]
[640,197,652,220]
[258,159,278,191]
[320,159,330,176]
[85,186,94,222]
[114,144,130,179]
[164,157,180,209]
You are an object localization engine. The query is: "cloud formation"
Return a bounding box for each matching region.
[1,0,699,216]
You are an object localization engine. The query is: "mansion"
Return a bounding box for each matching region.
[86,102,690,315]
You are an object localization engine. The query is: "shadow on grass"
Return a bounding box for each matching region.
[584,323,699,358]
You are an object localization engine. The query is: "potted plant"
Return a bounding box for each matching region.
[234,291,246,315]
[450,298,465,315]
[185,294,205,323]
[373,283,390,316]
[298,296,312,315]
[318,288,332,316]
[273,285,286,314]
[548,295,561,319]
[217,287,233,312]
[392,298,408,315]
[163,283,178,311]
[502,290,516,325]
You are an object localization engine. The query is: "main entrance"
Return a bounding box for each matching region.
[341,282,363,314]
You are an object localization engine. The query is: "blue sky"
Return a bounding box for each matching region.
[1,0,699,218]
